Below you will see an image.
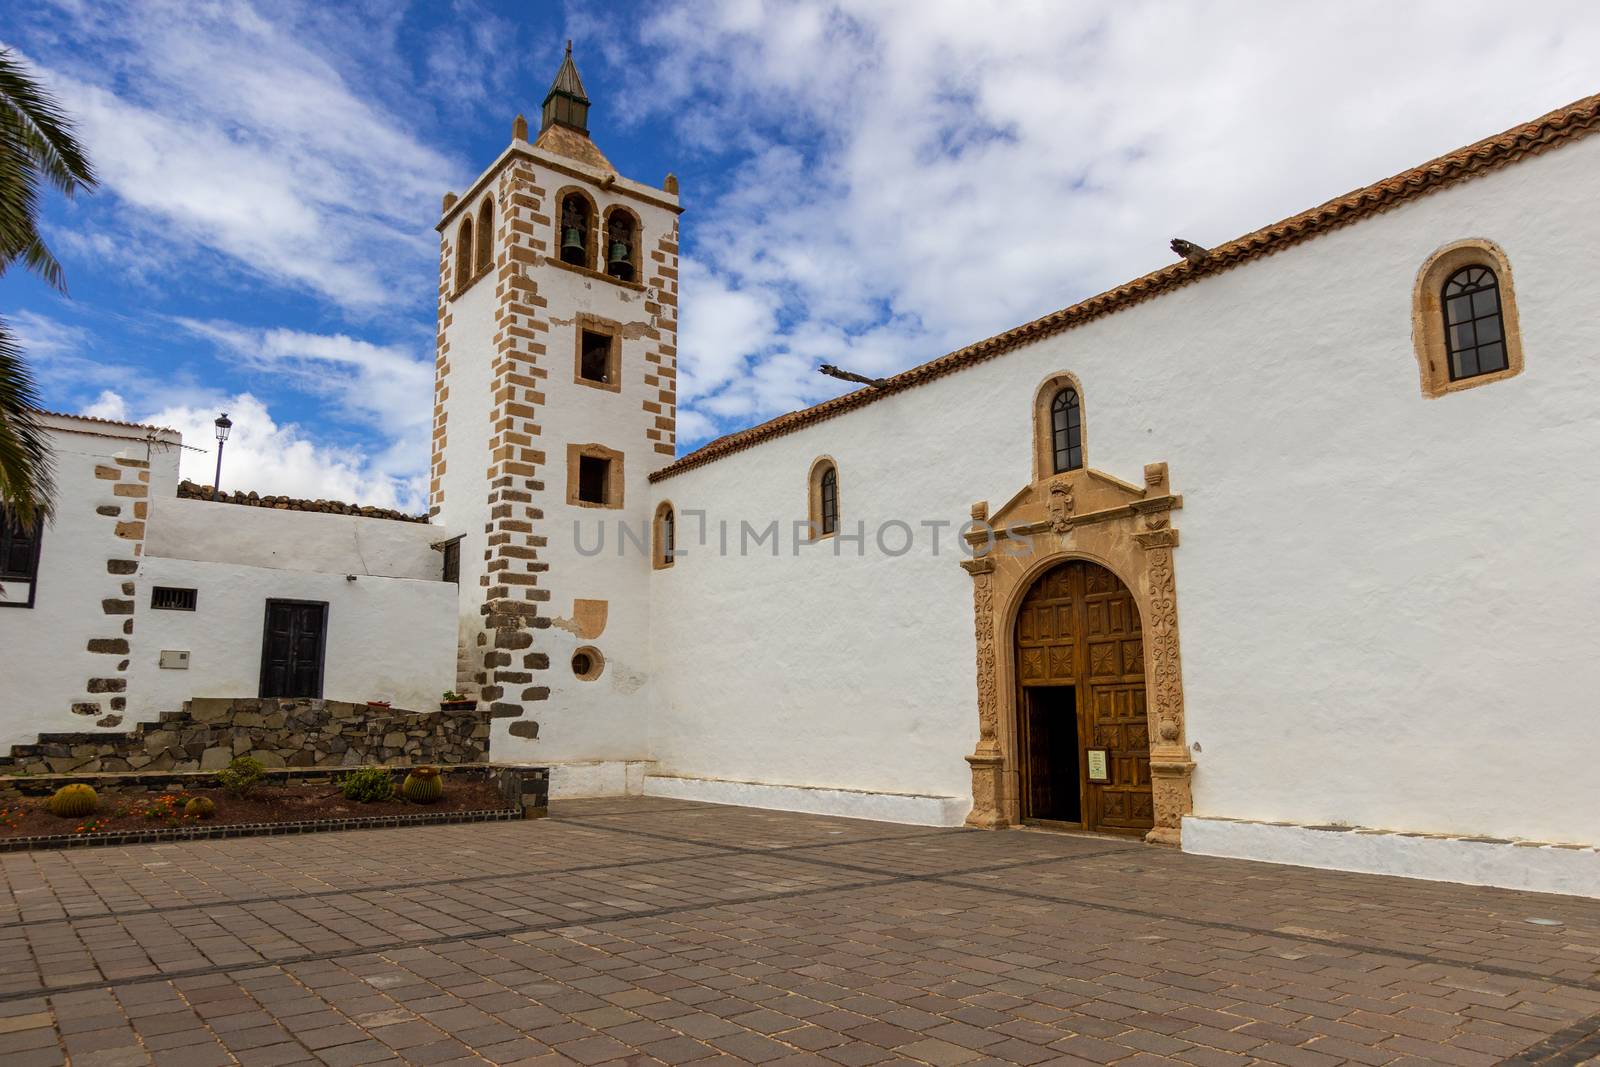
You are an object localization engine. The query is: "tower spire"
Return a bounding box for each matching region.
[541,40,591,136]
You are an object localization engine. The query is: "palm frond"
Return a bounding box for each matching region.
[0,317,55,524]
[0,48,94,294]
[0,48,95,197]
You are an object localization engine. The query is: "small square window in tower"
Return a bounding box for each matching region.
[577,455,611,505]
[579,330,613,384]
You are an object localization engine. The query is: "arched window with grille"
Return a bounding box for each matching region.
[455,216,474,291]
[1050,388,1083,473]
[1412,239,1523,397]
[475,199,493,277]
[653,502,675,569]
[820,467,838,534]
[807,458,839,540]
[1032,373,1087,480]
[1441,266,1508,382]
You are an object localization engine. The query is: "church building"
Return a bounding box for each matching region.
[3,50,1598,897]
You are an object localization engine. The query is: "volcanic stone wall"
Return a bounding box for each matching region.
[0,698,490,776]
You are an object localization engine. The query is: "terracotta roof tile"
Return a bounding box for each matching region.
[652,90,1600,483]
[534,123,613,171]
[30,408,174,434]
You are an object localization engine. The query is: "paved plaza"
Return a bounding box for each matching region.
[0,797,1596,1066]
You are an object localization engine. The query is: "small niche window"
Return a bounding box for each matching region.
[567,444,624,509]
[653,502,675,569]
[807,458,839,539]
[604,208,637,281]
[0,505,42,608]
[1412,240,1524,397]
[151,586,198,611]
[1050,388,1083,473]
[559,191,594,268]
[578,456,608,504]
[455,216,474,290]
[580,330,613,383]
[1442,267,1508,381]
[571,646,604,680]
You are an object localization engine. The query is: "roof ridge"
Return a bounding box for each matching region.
[652,89,1600,483]
[30,407,175,434]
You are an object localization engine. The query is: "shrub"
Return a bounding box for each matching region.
[443,690,466,702]
[217,756,265,798]
[340,767,394,803]
[48,784,98,818]
[184,797,216,820]
[402,766,443,804]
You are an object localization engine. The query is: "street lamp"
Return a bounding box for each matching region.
[212,413,232,498]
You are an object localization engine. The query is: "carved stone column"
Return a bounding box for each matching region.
[1134,463,1195,846]
[961,547,1009,830]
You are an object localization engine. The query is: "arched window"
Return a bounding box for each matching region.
[820,468,838,534]
[1050,388,1083,473]
[558,191,594,269]
[653,502,675,569]
[604,208,637,281]
[455,216,474,291]
[1412,239,1523,397]
[807,459,839,539]
[1032,373,1087,481]
[475,199,493,277]
[1441,266,1507,382]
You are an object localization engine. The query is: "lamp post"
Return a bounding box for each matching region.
[212,413,232,499]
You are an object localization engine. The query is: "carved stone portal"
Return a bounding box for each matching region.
[961,462,1195,844]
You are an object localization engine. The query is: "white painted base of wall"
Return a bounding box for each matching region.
[547,760,655,798]
[643,773,970,827]
[1184,816,1600,899]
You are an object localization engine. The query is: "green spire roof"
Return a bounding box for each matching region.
[541,41,590,135]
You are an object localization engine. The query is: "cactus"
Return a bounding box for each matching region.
[402,766,443,804]
[48,784,99,818]
[184,797,216,820]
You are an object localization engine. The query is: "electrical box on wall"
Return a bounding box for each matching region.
[158,650,190,670]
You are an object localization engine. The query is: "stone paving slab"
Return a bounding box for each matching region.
[0,796,1596,1065]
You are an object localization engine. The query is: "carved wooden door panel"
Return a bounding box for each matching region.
[1015,561,1152,834]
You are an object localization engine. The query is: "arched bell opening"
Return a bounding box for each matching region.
[558,190,596,269]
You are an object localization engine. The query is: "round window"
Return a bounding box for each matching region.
[571,646,604,681]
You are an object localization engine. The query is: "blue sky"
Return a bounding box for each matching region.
[5,1,1599,511]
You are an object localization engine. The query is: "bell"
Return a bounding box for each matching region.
[561,226,584,259]
[607,240,632,278]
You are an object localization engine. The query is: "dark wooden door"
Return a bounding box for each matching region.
[1021,686,1081,823]
[1015,561,1152,834]
[259,599,328,698]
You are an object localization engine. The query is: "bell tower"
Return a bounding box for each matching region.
[430,45,681,776]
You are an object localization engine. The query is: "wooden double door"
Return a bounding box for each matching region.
[1015,560,1153,834]
[259,599,328,699]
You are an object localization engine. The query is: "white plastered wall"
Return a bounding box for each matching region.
[0,418,181,745]
[649,133,1600,850]
[127,497,458,718]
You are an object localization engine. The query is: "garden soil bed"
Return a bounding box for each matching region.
[0,780,510,839]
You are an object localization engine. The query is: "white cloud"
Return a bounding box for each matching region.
[96,390,423,512]
[21,1,461,313]
[620,0,1600,442]
[7,310,90,363]
[81,390,128,422]
[173,319,434,487]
